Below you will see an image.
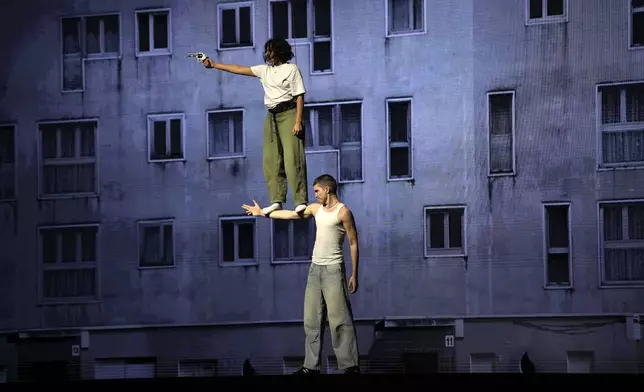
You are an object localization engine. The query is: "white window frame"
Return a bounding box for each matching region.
[304,100,365,183]
[137,219,176,270]
[629,0,644,50]
[486,90,516,177]
[147,113,186,163]
[217,1,255,51]
[597,199,644,288]
[0,123,17,202]
[134,8,172,57]
[36,118,99,200]
[384,0,427,38]
[542,202,573,289]
[267,0,335,75]
[423,205,467,258]
[386,97,414,181]
[469,353,497,373]
[270,218,315,264]
[177,359,218,377]
[525,0,568,25]
[38,223,101,305]
[566,351,594,373]
[206,108,246,160]
[595,81,644,170]
[219,216,258,267]
[60,13,122,93]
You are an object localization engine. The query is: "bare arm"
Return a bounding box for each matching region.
[266,204,318,220]
[202,58,256,77]
[340,207,359,279]
[295,94,304,125]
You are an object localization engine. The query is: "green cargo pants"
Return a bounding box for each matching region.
[263,107,309,206]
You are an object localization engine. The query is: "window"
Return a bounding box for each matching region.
[61,14,120,92]
[217,2,253,50]
[543,203,572,288]
[632,0,644,48]
[386,98,413,180]
[147,114,185,162]
[178,360,218,377]
[220,217,256,265]
[469,353,497,373]
[269,0,333,73]
[38,120,98,198]
[487,91,515,176]
[526,0,566,24]
[135,9,171,56]
[138,220,175,268]
[94,358,156,379]
[39,225,99,302]
[272,219,315,262]
[304,101,363,182]
[207,109,244,159]
[597,82,644,167]
[386,0,425,36]
[0,125,16,200]
[282,356,303,374]
[424,206,466,257]
[599,201,644,286]
[566,351,593,373]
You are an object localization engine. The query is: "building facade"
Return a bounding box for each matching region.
[0,0,642,381]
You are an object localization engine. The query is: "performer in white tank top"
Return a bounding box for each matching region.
[242,174,361,375]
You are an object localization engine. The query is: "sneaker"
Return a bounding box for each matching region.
[261,203,282,216]
[343,366,360,375]
[292,367,320,375]
[294,204,307,214]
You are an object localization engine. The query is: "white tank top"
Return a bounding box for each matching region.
[311,203,346,265]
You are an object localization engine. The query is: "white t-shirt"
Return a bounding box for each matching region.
[250,63,306,109]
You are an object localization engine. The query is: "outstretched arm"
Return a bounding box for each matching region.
[242,200,317,220]
[202,58,256,77]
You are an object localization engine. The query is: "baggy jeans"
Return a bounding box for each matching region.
[303,262,359,371]
[262,107,309,206]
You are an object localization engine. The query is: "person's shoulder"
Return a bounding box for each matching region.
[338,203,353,218]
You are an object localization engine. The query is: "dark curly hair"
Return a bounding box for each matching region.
[263,38,294,65]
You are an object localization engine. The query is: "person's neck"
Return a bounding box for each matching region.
[323,196,340,208]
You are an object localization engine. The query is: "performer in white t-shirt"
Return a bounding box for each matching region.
[190,39,309,216]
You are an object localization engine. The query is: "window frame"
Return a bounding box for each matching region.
[0,123,17,202]
[218,216,258,267]
[385,97,414,182]
[525,0,568,26]
[384,0,427,38]
[486,90,517,177]
[38,223,101,305]
[542,202,573,289]
[423,205,467,258]
[134,8,172,57]
[595,80,644,170]
[137,219,176,270]
[205,108,246,160]
[59,13,122,93]
[270,218,316,264]
[146,113,186,163]
[36,118,100,200]
[629,0,644,49]
[303,100,365,183]
[267,0,335,75]
[216,1,255,51]
[597,199,644,288]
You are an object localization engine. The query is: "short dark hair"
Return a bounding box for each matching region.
[313,174,337,194]
[263,38,294,64]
